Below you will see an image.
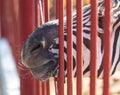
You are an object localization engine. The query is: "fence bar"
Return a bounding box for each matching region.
[40,0,50,95]
[58,0,64,95]
[44,0,49,22]
[0,0,1,38]
[33,1,42,95]
[39,82,43,95]
[76,0,83,95]
[42,81,50,95]
[42,83,47,95]
[66,0,73,95]
[103,0,111,95]
[90,0,98,95]
[34,0,40,27]
[56,0,59,19]
[18,0,40,95]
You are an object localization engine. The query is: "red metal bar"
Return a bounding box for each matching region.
[66,0,73,95]
[56,0,59,19]
[44,0,49,22]
[76,0,83,95]
[34,0,41,26]
[41,0,45,22]
[90,0,98,95]
[18,0,39,95]
[0,0,1,38]
[39,82,43,95]
[1,0,40,95]
[39,0,44,24]
[33,0,41,95]
[103,0,112,95]
[42,81,50,95]
[41,0,50,95]
[58,0,64,95]
[42,82,47,95]
[1,0,18,51]
[41,0,49,22]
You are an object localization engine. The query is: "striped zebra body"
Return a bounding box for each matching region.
[48,0,120,77]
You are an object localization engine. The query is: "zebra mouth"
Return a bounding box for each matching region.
[30,60,58,81]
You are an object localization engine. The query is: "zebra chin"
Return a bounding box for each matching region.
[30,60,58,81]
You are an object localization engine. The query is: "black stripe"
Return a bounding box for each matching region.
[73,42,76,50]
[112,50,120,74]
[113,17,120,29]
[83,65,90,75]
[64,47,67,54]
[112,26,120,64]
[54,44,59,49]
[83,37,90,49]
[97,62,103,77]
[73,57,76,70]
[83,29,90,34]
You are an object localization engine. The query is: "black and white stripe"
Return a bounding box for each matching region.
[48,0,120,77]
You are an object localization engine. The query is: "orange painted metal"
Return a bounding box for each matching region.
[66,0,73,95]
[40,0,50,95]
[56,0,59,19]
[103,0,112,95]
[44,0,49,22]
[1,0,40,95]
[1,0,112,95]
[76,0,83,95]
[57,0,65,95]
[18,0,40,95]
[90,0,98,95]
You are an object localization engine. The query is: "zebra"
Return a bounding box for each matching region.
[21,0,120,81]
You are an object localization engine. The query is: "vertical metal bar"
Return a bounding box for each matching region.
[42,83,47,95]
[44,0,50,95]
[39,0,44,24]
[33,0,41,95]
[39,82,43,95]
[46,81,50,95]
[40,0,50,95]
[40,0,46,95]
[56,0,59,19]
[42,0,50,95]
[42,81,50,95]
[34,0,40,26]
[103,0,111,95]
[44,0,49,22]
[90,0,98,95]
[41,0,45,22]
[18,0,39,95]
[54,1,59,94]
[66,0,73,95]
[41,0,49,22]
[0,0,1,38]
[1,0,37,95]
[76,0,83,95]
[58,0,64,95]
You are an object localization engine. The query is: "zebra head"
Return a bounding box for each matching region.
[21,0,120,81]
[21,20,59,81]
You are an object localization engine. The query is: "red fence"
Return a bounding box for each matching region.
[1,0,111,95]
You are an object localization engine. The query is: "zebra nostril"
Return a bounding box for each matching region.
[30,43,43,53]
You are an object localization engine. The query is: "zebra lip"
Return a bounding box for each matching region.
[30,60,58,81]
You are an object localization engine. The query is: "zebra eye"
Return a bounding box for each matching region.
[49,44,54,51]
[48,41,56,51]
